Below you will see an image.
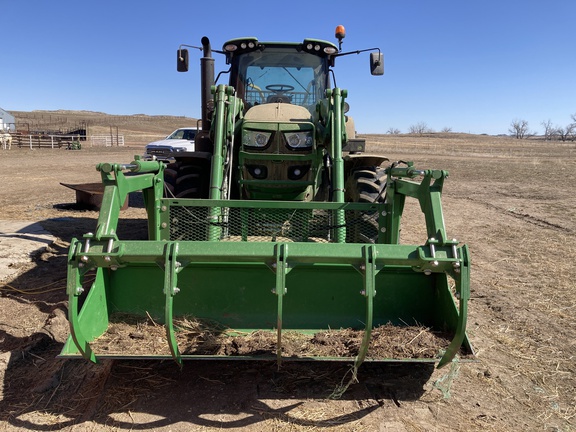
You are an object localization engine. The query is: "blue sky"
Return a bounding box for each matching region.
[2,0,574,135]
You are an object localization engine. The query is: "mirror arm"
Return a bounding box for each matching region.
[333,47,381,58]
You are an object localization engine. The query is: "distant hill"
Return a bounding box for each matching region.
[10,110,200,145]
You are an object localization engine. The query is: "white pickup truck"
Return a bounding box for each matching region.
[143,127,198,161]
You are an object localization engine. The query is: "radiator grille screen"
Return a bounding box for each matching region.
[168,204,380,244]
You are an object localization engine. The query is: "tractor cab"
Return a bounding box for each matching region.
[222,38,337,111]
[218,39,342,201]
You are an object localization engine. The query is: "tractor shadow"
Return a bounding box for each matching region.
[1,203,436,430]
[89,360,435,430]
[2,351,435,430]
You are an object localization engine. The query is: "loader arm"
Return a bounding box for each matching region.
[94,160,165,241]
[208,84,244,201]
[384,165,452,246]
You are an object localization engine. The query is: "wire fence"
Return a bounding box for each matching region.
[6,134,84,149]
[2,133,170,149]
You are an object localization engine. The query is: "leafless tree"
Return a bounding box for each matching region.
[509,119,530,139]
[441,126,453,133]
[555,126,566,141]
[408,122,431,135]
[387,127,401,135]
[541,119,555,140]
[553,114,576,142]
[556,124,576,142]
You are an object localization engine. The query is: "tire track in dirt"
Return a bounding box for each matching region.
[461,196,572,233]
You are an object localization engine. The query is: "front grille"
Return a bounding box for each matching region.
[147,147,172,156]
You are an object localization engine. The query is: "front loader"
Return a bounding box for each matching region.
[61,27,472,374]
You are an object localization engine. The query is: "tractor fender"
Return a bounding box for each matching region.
[172,151,213,164]
[343,153,390,177]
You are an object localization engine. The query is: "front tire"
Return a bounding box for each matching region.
[164,160,210,198]
[345,166,387,243]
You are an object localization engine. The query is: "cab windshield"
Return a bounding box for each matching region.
[235,49,327,108]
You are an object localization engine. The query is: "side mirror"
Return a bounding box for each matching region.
[370,52,384,76]
[177,49,189,72]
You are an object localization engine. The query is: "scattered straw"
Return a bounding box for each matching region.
[90,314,456,360]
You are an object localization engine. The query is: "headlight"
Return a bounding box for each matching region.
[243,130,271,148]
[172,147,187,152]
[285,131,313,149]
[246,164,268,179]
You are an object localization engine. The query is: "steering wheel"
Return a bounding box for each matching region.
[266,84,295,93]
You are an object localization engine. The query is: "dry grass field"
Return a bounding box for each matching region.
[1,112,575,431]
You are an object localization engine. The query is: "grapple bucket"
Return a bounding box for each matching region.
[60,161,472,369]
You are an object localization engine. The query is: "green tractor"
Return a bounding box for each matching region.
[61,27,471,375]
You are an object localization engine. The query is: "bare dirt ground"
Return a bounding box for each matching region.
[1,119,575,431]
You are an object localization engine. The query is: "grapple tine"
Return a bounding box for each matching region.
[274,243,289,367]
[65,238,105,363]
[438,244,471,368]
[353,244,376,375]
[164,242,182,367]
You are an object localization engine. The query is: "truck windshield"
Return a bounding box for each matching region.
[167,129,196,140]
[236,49,327,108]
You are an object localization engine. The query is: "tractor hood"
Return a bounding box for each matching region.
[244,103,313,122]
